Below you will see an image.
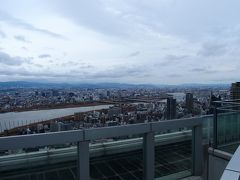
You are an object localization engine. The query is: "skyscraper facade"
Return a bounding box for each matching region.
[186,93,193,113]
[230,82,240,100]
[167,97,176,120]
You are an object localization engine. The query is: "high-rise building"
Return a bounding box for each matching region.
[186,93,193,113]
[52,90,59,97]
[230,82,240,100]
[107,90,110,97]
[167,97,176,120]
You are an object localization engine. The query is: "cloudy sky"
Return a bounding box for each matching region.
[0,0,239,84]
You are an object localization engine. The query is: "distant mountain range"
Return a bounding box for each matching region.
[0,81,230,89]
[0,81,155,89]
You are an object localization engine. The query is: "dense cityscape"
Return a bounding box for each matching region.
[0,82,234,137]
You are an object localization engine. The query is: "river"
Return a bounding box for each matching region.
[0,105,112,132]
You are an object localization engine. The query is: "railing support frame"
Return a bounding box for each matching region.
[143,132,155,180]
[192,125,203,176]
[77,141,90,180]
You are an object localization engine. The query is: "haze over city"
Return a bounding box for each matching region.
[0,0,240,84]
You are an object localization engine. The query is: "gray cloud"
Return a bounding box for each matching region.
[0,51,24,65]
[21,47,28,51]
[198,42,227,57]
[48,1,130,36]
[211,77,239,83]
[59,61,95,69]
[14,35,31,43]
[0,68,75,78]
[156,55,188,67]
[0,30,6,38]
[191,67,218,74]
[0,10,65,39]
[77,63,94,69]
[90,65,149,79]
[165,55,188,61]
[39,54,51,58]
[191,68,206,72]
[0,63,150,81]
[168,73,182,78]
[127,51,140,57]
[1,0,240,84]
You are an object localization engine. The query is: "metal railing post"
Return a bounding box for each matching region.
[143,132,154,180]
[77,141,90,180]
[213,107,218,148]
[192,125,203,176]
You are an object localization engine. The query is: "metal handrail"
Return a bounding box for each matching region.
[0,117,202,151]
[213,99,240,104]
[0,116,204,180]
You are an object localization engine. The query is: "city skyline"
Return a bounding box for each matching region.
[0,0,240,84]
